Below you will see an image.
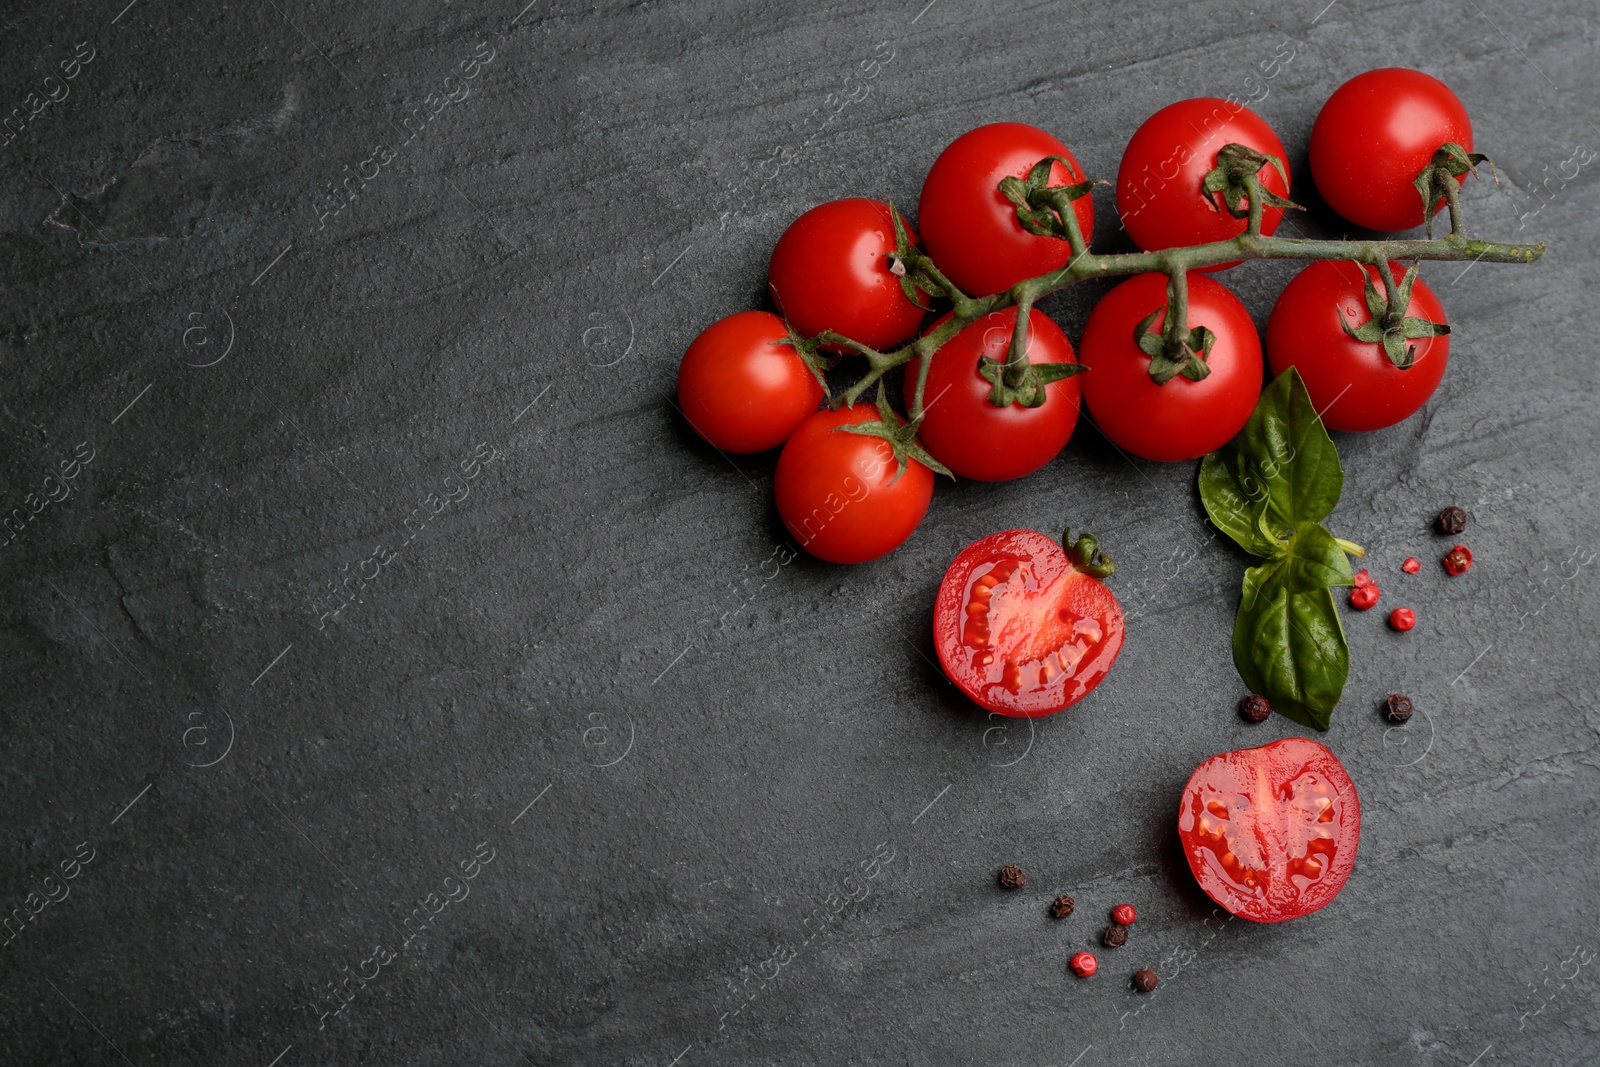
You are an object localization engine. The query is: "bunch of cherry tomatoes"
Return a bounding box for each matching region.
[676,68,1473,565]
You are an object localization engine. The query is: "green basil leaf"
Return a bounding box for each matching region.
[1203,368,1343,545]
[1198,451,1278,557]
[1280,522,1356,593]
[1203,451,1273,559]
[1232,557,1350,731]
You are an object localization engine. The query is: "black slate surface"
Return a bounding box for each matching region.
[3,1,1599,1063]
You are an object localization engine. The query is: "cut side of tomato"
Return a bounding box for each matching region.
[933,529,1124,717]
[1177,737,1361,923]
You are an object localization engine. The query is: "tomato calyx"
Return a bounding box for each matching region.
[995,156,1101,248]
[886,205,960,311]
[1200,142,1303,223]
[1062,526,1115,580]
[1335,260,1451,369]
[837,384,954,480]
[1414,142,1497,238]
[779,322,842,400]
[975,352,1087,408]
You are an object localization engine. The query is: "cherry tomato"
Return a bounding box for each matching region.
[1266,261,1449,432]
[768,198,925,351]
[1116,98,1292,268]
[906,308,1081,482]
[1178,737,1361,923]
[1078,272,1262,462]
[1310,68,1473,232]
[676,311,822,453]
[775,405,933,564]
[932,528,1124,717]
[918,122,1095,298]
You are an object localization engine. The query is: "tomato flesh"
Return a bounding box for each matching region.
[1178,738,1361,923]
[933,529,1124,717]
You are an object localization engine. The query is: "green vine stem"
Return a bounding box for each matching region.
[833,143,1543,424]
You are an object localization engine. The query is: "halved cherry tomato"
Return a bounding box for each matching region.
[933,528,1124,717]
[918,122,1095,298]
[768,198,925,351]
[775,405,933,564]
[907,308,1081,482]
[677,311,822,453]
[1177,737,1361,923]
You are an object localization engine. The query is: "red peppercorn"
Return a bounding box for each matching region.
[1349,584,1381,610]
[1132,967,1158,993]
[1389,607,1416,632]
[1442,544,1473,576]
[1352,568,1373,587]
[1069,951,1098,978]
[1111,903,1137,926]
[1401,557,1421,574]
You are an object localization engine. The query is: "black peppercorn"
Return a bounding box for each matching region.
[1132,967,1158,992]
[998,865,1026,890]
[1103,923,1128,948]
[1436,506,1467,535]
[1050,894,1076,919]
[1239,693,1271,724]
[1385,694,1414,725]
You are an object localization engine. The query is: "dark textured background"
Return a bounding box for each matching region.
[3,0,1598,1063]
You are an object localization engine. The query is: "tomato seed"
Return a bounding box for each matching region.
[1402,557,1421,574]
[1103,923,1129,947]
[1388,607,1416,632]
[1069,951,1098,978]
[1239,693,1271,724]
[1133,967,1159,992]
[1385,694,1414,724]
[1436,506,1468,534]
[1349,584,1381,610]
[1111,903,1137,926]
[1442,544,1473,576]
[1050,894,1076,919]
[998,865,1026,890]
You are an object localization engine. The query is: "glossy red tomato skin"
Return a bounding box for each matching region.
[907,308,1081,482]
[1178,737,1362,923]
[1078,272,1262,462]
[768,198,925,351]
[775,405,933,564]
[1267,261,1450,432]
[676,311,823,453]
[1311,68,1473,232]
[1116,99,1291,269]
[932,529,1125,717]
[918,123,1095,298]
